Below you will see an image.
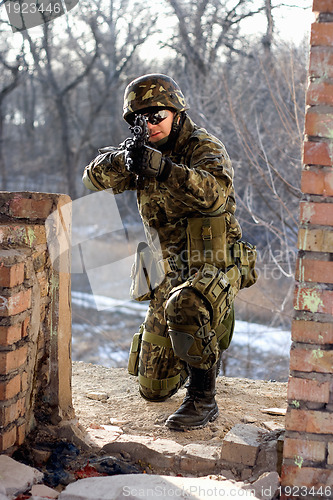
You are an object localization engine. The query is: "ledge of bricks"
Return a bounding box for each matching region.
[0,192,73,454]
[98,424,283,481]
[281,1,333,496]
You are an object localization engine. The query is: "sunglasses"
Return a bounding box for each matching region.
[142,109,170,125]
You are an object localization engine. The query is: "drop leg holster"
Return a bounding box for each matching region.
[128,325,189,401]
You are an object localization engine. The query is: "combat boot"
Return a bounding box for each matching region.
[165,362,219,430]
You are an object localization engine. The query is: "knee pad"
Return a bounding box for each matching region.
[168,323,218,370]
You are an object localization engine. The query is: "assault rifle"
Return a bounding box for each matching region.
[124,114,149,173]
[124,114,163,177]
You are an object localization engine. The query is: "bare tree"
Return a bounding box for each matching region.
[0,45,26,189]
[164,0,264,78]
[18,17,98,197]
[11,0,159,197]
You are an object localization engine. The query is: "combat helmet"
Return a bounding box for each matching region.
[123,73,189,123]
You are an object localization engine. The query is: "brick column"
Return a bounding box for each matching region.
[0,192,73,453]
[281,1,333,495]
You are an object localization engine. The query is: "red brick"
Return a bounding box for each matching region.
[9,197,53,220]
[37,271,49,297]
[0,374,20,399]
[0,426,16,452]
[309,48,333,78]
[0,288,31,316]
[17,396,25,417]
[290,345,333,374]
[283,437,326,462]
[311,22,333,47]
[0,346,27,374]
[301,169,324,194]
[286,409,333,433]
[291,320,333,344]
[21,317,30,338]
[295,258,333,284]
[16,422,26,446]
[305,109,333,138]
[0,262,25,288]
[313,0,333,12]
[307,80,333,105]
[0,225,46,248]
[328,441,333,464]
[303,141,333,167]
[294,284,333,314]
[287,376,330,403]
[0,325,22,345]
[21,371,28,392]
[301,168,333,196]
[0,400,21,427]
[281,465,333,489]
[300,201,333,226]
[298,227,333,252]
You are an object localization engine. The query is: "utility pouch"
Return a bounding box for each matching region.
[215,304,235,351]
[233,241,258,289]
[130,242,162,302]
[171,263,241,330]
[186,214,230,273]
[127,327,143,376]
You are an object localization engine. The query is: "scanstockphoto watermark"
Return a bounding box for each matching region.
[2,0,79,32]
[122,484,256,497]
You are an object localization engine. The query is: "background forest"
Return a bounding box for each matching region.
[0,0,312,379]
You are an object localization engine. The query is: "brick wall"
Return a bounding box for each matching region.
[281,0,333,495]
[0,192,73,453]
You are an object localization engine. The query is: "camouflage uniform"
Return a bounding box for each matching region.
[83,74,250,429]
[83,113,241,393]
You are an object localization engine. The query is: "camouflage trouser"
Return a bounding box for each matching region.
[137,269,235,401]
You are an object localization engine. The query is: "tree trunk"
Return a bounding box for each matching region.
[0,103,7,190]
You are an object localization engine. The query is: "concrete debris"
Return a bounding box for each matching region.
[179,442,221,474]
[221,424,268,466]
[243,472,280,500]
[260,408,286,416]
[102,434,183,472]
[242,415,258,424]
[58,474,258,500]
[30,483,60,498]
[85,392,109,401]
[262,421,284,431]
[0,455,43,497]
[86,424,123,447]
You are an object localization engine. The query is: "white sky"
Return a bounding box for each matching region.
[257,1,314,44]
[139,1,314,62]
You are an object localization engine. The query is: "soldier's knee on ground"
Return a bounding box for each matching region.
[139,384,178,402]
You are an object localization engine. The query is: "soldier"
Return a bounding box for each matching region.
[82,74,256,430]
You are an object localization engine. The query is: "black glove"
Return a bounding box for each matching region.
[124,140,145,174]
[126,143,172,181]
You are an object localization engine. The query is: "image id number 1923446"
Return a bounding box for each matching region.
[279,486,332,497]
[5,1,62,14]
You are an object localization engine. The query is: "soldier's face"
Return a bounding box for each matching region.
[146,110,175,143]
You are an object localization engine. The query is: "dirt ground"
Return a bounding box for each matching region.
[72,361,288,446]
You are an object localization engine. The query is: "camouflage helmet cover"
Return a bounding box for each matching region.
[123,73,189,121]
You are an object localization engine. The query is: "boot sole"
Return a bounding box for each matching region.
[165,408,219,431]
